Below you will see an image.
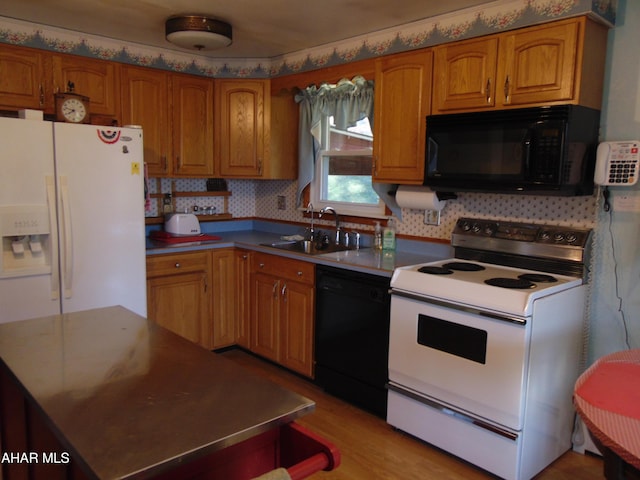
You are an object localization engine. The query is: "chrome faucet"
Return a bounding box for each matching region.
[319,206,341,245]
[306,202,315,239]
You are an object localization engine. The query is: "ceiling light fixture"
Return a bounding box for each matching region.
[165,15,232,51]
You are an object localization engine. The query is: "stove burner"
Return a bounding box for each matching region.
[518,273,558,283]
[485,277,536,289]
[442,262,486,272]
[418,266,453,275]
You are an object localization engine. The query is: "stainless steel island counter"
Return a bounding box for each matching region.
[0,306,329,480]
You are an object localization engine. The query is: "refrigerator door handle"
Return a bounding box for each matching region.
[59,175,73,299]
[46,176,60,300]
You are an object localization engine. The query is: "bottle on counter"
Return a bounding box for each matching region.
[374,221,383,250]
[382,217,396,252]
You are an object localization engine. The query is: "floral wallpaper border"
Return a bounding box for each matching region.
[0,0,616,79]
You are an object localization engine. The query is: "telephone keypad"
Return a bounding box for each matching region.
[607,143,638,184]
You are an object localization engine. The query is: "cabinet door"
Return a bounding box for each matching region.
[0,45,50,110]
[235,249,252,348]
[373,50,433,184]
[497,20,578,107]
[251,272,280,361]
[52,54,120,122]
[171,74,214,177]
[147,271,210,348]
[432,37,498,113]
[211,248,238,349]
[280,280,314,378]
[121,66,171,176]
[216,80,267,178]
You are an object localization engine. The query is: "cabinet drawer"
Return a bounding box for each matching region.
[253,253,315,285]
[146,251,210,277]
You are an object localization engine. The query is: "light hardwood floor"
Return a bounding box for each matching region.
[220,349,604,480]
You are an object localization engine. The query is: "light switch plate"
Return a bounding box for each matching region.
[613,193,640,212]
[424,210,441,225]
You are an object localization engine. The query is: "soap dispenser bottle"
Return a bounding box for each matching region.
[382,217,396,251]
[374,221,383,250]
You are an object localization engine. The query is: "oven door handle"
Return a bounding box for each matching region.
[387,383,519,442]
[390,289,527,325]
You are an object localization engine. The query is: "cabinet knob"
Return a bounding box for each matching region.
[259,263,265,268]
[174,263,180,268]
[297,271,303,276]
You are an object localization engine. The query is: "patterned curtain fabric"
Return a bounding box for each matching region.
[294,76,374,207]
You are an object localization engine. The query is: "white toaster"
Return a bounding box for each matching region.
[164,213,201,236]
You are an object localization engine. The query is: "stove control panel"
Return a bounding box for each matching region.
[454,218,590,246]
[452,217,592,261]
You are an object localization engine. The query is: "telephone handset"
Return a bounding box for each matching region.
[594,141,639,186]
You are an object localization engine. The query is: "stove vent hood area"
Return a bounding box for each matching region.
[423,105,601,196]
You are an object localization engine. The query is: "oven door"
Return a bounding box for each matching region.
[388,290,530,431]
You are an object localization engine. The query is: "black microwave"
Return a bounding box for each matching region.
[424,105,600,196]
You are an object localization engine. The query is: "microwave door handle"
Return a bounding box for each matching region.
[522,134,532,174]
[428,137,438,172]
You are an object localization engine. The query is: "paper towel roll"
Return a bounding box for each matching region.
[396,186,446,211]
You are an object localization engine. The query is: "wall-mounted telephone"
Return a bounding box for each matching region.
[595,141,639,186]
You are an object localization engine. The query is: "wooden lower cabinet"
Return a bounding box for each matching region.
[250,253,315,378]
[235,249,253,348]
[211,248,241,349]
[146,251,213,349]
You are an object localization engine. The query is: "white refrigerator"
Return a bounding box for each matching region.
[0,117,147,323]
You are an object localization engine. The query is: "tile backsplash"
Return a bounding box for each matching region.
[149,178,599,240]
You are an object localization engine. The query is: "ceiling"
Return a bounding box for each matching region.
[0,0,496,58]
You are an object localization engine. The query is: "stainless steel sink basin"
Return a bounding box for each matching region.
[260,240,355,255]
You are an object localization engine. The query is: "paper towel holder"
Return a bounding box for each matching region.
[435,191,457,201]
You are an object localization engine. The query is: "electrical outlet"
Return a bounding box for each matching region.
[424,209,441,225]
[277,195,286,210]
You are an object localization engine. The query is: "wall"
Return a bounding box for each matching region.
[588,0,640,363]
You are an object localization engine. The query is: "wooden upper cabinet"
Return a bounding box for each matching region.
[215,79,269,178]
[121,66,171,176]
[432,16,608,113]
[52,54,120,122]
[171,74,215,177]
[432,37,498,112]
[499,16,607,109]
[373,49,433,184]
[0,45,50,110]
[498,20,578,107]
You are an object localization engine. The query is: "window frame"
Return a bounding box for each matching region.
[308,116,386,218]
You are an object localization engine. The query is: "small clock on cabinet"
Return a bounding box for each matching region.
[55,83,90,124]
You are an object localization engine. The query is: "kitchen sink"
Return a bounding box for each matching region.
[260,240,356,255]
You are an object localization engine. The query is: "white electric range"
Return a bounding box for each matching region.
[387,217,591,480]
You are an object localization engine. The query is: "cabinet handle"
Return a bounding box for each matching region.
[485,78,492,104]
[203,275,208,293]
[39,85,44,107]
[504,75,510,103]
[162,156,168,171]
[272,281,278,298]
[281,283,287,302]
[174,263,181,268]
[258,159,263,175]
[259,262,265,268]
[242,254,248,260]
[297,271,303,277]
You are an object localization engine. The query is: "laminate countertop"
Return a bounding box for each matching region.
[0,306,315,479]
[145,225,452,277]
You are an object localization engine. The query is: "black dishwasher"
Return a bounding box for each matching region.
[315,265,391,418]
